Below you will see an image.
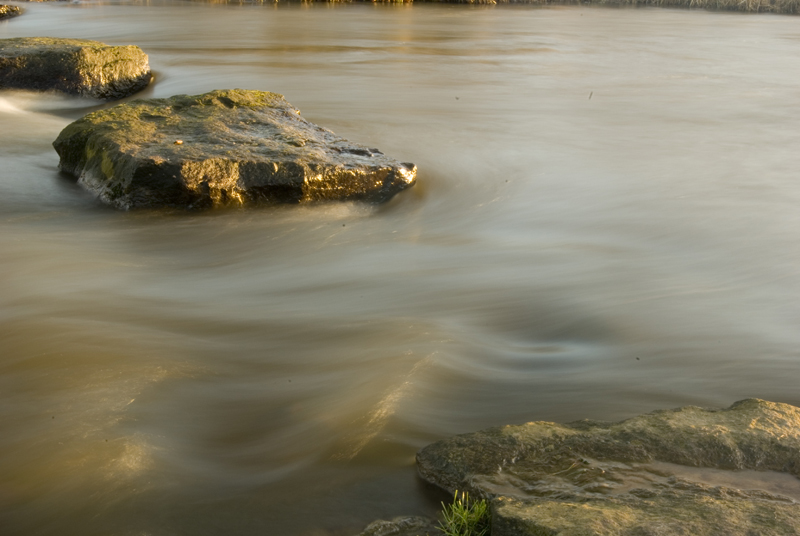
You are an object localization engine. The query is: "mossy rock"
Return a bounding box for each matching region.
[417,399,800,535]
[53,89,417,209]
[0,37,151,99]
[0,5,22,19]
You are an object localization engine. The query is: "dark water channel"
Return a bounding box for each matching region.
[2,2,800,534]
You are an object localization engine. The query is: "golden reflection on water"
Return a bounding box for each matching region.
[332,352,435,461]
[108,437,155,477]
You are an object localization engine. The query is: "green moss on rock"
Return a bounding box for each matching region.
[0,37,151,99]
[53,89,416,209]
[417,399,800,536]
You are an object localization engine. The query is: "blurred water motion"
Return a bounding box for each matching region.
[2,3,800,535]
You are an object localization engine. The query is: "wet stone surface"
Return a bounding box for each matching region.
[0,37,151,99]
[53,89,417,210]
[416,399,800,535]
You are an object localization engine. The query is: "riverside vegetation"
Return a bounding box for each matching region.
[438,492,490,536]
[354,493,490,536]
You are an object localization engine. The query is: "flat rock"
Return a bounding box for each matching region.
[416,399,800,535]
[0,37,151,99]
[53,89,417,209]
[0,5,22,19]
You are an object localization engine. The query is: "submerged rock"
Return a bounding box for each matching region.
[0,37,151,99]
[0,5,22,19]
[53,89,416,209]
[417,399,800,535]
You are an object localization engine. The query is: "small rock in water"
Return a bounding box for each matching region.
[0,37,151,99]
[416,399,800,536]
[53,89,417,210]
[0,5,22,19]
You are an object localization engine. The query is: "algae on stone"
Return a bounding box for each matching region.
[417,399,800,536]
[0,37,151,99]
[53,89,417,209]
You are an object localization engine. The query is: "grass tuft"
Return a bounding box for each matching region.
[437,491,490,536]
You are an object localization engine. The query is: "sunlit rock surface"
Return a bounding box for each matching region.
[0,5,22,19]
[417,399,800,535]
[53,89,417,210]
[0,38,151,99]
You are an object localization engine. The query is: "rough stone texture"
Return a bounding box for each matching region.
[356,516,439,536]
[0,37,151,99]
[416,399,800,535]
[53,89,417,209]
[0,5,22,19]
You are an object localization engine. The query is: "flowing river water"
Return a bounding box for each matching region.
[3,3,800,535]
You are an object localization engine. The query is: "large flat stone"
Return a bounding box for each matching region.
[53,89,417,209]
[416,399,800,535]
[0,37,151,99]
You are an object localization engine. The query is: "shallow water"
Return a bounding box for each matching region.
[3,2,800,535]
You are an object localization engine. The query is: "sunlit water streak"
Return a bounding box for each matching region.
[2,3,800,535]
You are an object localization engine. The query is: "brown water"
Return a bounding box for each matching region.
[3,3,800,535]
